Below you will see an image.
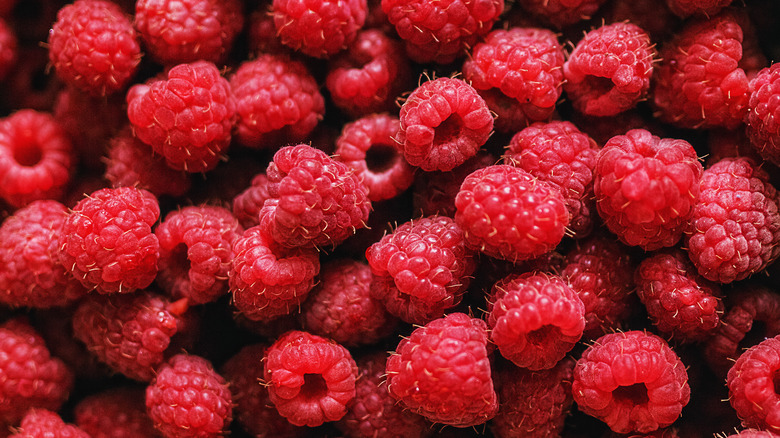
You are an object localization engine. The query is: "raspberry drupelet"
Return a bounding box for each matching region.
[516,0,607,28]
[9,409,90,438]
[272,0,366,58]
[747,63,780,167]
[0,17,16,81]
[727,335,780,432]
[232,173,272,229]
[398,77,493,172]
[74,387,159,438]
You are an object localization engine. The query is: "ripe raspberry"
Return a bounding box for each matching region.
[264,330,358,427]
[398,77,493,172]
[487,272,585,370]
[134,0,244,64]
[9,409,89,438]
[386,313,498,427]
[58,186,160,294]
[412,151,494,218]
[382,0,503,64]
[595,129,703,250]
[563,22,656,117]
[0,17,16,81]
[666,0,732,17]
[127,61,235,173]
[230,54,325,148]
[747,64,780,167]
[572,331,691,434]
[232,173,272,229]
[263,144,371,249]
[229,225,320,321]
[504,121,600,238]
[516,0,607,28]
[454,164,569,262]
[0,109,73,208]
[272,0,366,58]
[685,158,780,283]
[727,335,780,432]
[462,27,565,133]
[365,215,477,324]
[47,0,140,96]
[146,353,233,437]
[74,387,158,438]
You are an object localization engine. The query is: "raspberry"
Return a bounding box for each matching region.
[246,6,288,56]
[572,331,691,434]
[263,330,358,427]
[487,272,585,370]
[134,0,244,64]
[382,0,503,64]
[727,335,780,432]
[272,0,366,58]
[412,151,494,218]
[516,0,607,28]
[58,187,160,294]
[603,0,678,41]
[685,158,780,283]
[454,164,569,262]
[504,121,600,238]
[335,113,414,202]
[665,0,733,17]
[365,215,477,324]
[146,353,233,437]
[0,17,16,81]
[230,54,325,148]
[9,409,89,438]
[263,144,372,249]
[398,77,493,172]
[127,61,235,173]
[232,173,272,229]
[47,0,140,96]
[462,27,565,133]
[156,205,242,305]
[595,129,703,250]
[74,387,158,438]
[747,64,780,167]
[386,313,498,427]
[563,22,656,117]
[635,249,723,343]
[725,431,780,438]
[0,109,73,208]
[229,225,320,321]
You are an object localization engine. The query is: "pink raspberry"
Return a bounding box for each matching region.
[263,330,358,427]
[74,387,158,438]
[232,173,273,229]
[727,335,780,432]
[9,409,89,438]
[0,17,16,81]
[386,313,498,427]
[572,331,691,434]
[273,0,366,58]
[747,63,780,166]
[595,129,703,250]
[666,0,733,17]
[516,0,607,28]
[412,151,494,218]
[398,77,493,172]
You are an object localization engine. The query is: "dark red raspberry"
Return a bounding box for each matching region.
[570,108,666,147]
[58,186,160,294]
[635,249,723,343]
[365,215,477,324]
[666,0,732,17]
[264,330,358,427]
[685,158,780,283]
[127,61,235,173]
[0,200,86,308]
[246,5,289,56]
[572,331,691,434]
[0,109,73,208]
[602,0,679,42]
[230,54,325,148]
[74,387,158,438]
[454,164,569,262]
[487,272,585,370]
[3,47,61,112]
[9,409,89,438]
[727,335,780,432]
[504,121,600,238]
[595,129,703,250]
[146,353,233,437]
[0,17,16,81]
[232,173,272,229]
[706,127,763,166]
[516,0,607,28]
[412,151,494,217]
[382,0,503,64]
[462,27,565,133]
[398,77,493,172]
[229,225,320,321]
[33,307,109,380]
[134,0,244,64]
[47,0,140,96]
[747,64,780,166]
[273,0,366,58]
[386,313,498,427]
[564,22,656,117]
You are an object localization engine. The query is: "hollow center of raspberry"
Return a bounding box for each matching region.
[300,373,328,399]
[13,144,42,167]
[612,383,649,405]
[526,325,560,346]
[433,114,463,146]
[365,143,399,173]
[582,75,615,97]
[169,243,191,278]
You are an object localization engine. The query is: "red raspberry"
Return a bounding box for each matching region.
[727,335,780,432]
[412,151,494,217]
[74,387,158,438]
[666,0,732,17]
[146,353,233,437]
[47,0,140,96]
[127,61,235,173]
[365,215,477,324]
[462,27,565,133]
[0,17,16,81]
[58,186,160,294]
[272,0,366,58]
[229,225,320,321]
[263,330,358,427]
[263,144,372,249]
[685,158,780,283]
[386,313,498,427]
[398,77,493,172]
[595,129,703,250]
[563,22,656,117]
[9,409,89,438]
[454,164,569,262]
[0,200,86,308]
[232,173,272,229]
[0,109,73,208]
[487,272,585,370]
[725,431,780,438]
[572,331,691,434]
[230,54,325,148]
[134,0,244,64]
[382,0,503,64]
[747,64,780,166]
[516,0,607,28]
[504,121,600,238]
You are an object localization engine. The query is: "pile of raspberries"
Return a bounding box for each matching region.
[2,0,780,436]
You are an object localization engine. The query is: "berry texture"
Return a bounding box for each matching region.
[724,431,780,438]
[272,0,366,58]
[74,387,159,438]
[666,0,732,17]
[516,0,607,28]
[747,63,780,167]
[9,409,90,438]
[727,335,780,432]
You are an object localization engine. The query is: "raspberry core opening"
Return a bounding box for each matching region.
[433,114,463,147]
[13,142,42,167]
[301,373,328,400]
[365,143,398,173]
[612,383,649,405]
[527,325,560,346]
